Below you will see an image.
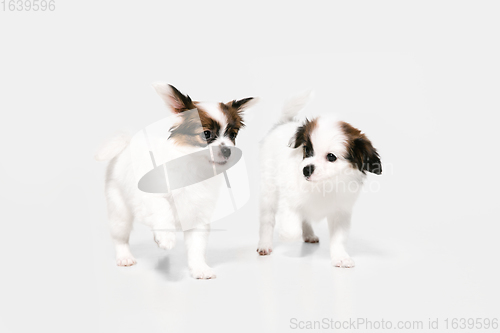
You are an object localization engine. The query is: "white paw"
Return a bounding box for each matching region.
[154,231,176,250]
[257,242,273,256]
[303,235,319,243]
[115,244,136,267]
[331,256,355,268]
[190,264,216,280]
[116,255,137,267]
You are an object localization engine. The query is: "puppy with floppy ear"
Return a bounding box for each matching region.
[340,122,382,176]
[257,91,381,268]
[96,83,255,279]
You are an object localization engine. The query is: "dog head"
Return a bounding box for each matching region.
[152,83,256,165]
[289,116,382,182]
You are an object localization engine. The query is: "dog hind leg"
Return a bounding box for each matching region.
[302,221,319,243]
[257,189,278,255]
[184,223,215,279]
[106,181,136,266]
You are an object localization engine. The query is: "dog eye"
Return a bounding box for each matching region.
[202,130,211,140]
[229,132,237,140]
[326,153,337,162]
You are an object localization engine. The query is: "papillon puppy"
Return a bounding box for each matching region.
[96,83,255,279]
[257,91,382,267]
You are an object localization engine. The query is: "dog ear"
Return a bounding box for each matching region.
[228,97,258,113]
[288,122,307,148]
[223,98,258,129]
[351,137,382,175]
[342,122,382,175]
[288,118,316,148]
[152,83,195,113]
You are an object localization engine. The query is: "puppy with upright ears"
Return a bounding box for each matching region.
[96,83,255,279]
[257,91,381,267]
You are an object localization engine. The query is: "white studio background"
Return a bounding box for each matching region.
[0,1,499,332]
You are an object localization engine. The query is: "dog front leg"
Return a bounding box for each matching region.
[327,211,355,268]
[257,197,277,256]
[143,196,177,250]
[184,223,215,279]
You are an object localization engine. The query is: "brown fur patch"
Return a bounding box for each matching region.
[220,98,254,144]
[168,90,254,146]
[340,121,382,175]
[290,118,318,159]
[169,104,221,147]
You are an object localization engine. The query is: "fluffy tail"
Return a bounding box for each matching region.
[279,90,314,123]
[94,132,131,161]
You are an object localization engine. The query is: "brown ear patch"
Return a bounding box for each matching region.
[222,97,254,128]
[220,98,253,144]
[169,97,254,146]
[221,102,245,129]
[340,121,382,175]
[230,98,254,111]
[289,118,318,159]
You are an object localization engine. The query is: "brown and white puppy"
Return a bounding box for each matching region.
[95,83,255,279]
[257,91,381,267]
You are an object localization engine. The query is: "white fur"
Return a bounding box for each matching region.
[96,84,251,279]
[100,140,219,277]
[257,93,367,268]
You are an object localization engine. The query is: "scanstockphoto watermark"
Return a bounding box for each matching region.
[261,162,393,197]
[262,178,384,197]
[290,318,424,330]
[289,317,499,330]
[1,0,55,11]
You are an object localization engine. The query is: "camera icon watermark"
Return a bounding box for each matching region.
[130,108,250,231]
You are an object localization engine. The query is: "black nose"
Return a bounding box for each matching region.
[221,146,231,158]
[303,164,315,178]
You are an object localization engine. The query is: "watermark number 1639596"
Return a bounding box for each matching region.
[1,0,55,11]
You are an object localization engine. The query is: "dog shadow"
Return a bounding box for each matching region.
[281,241,322,258]
[155,255,186,282]
[132,240,187,282]
[132,235,391,281]
[133,238,254,282]
[280,237,391,259]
